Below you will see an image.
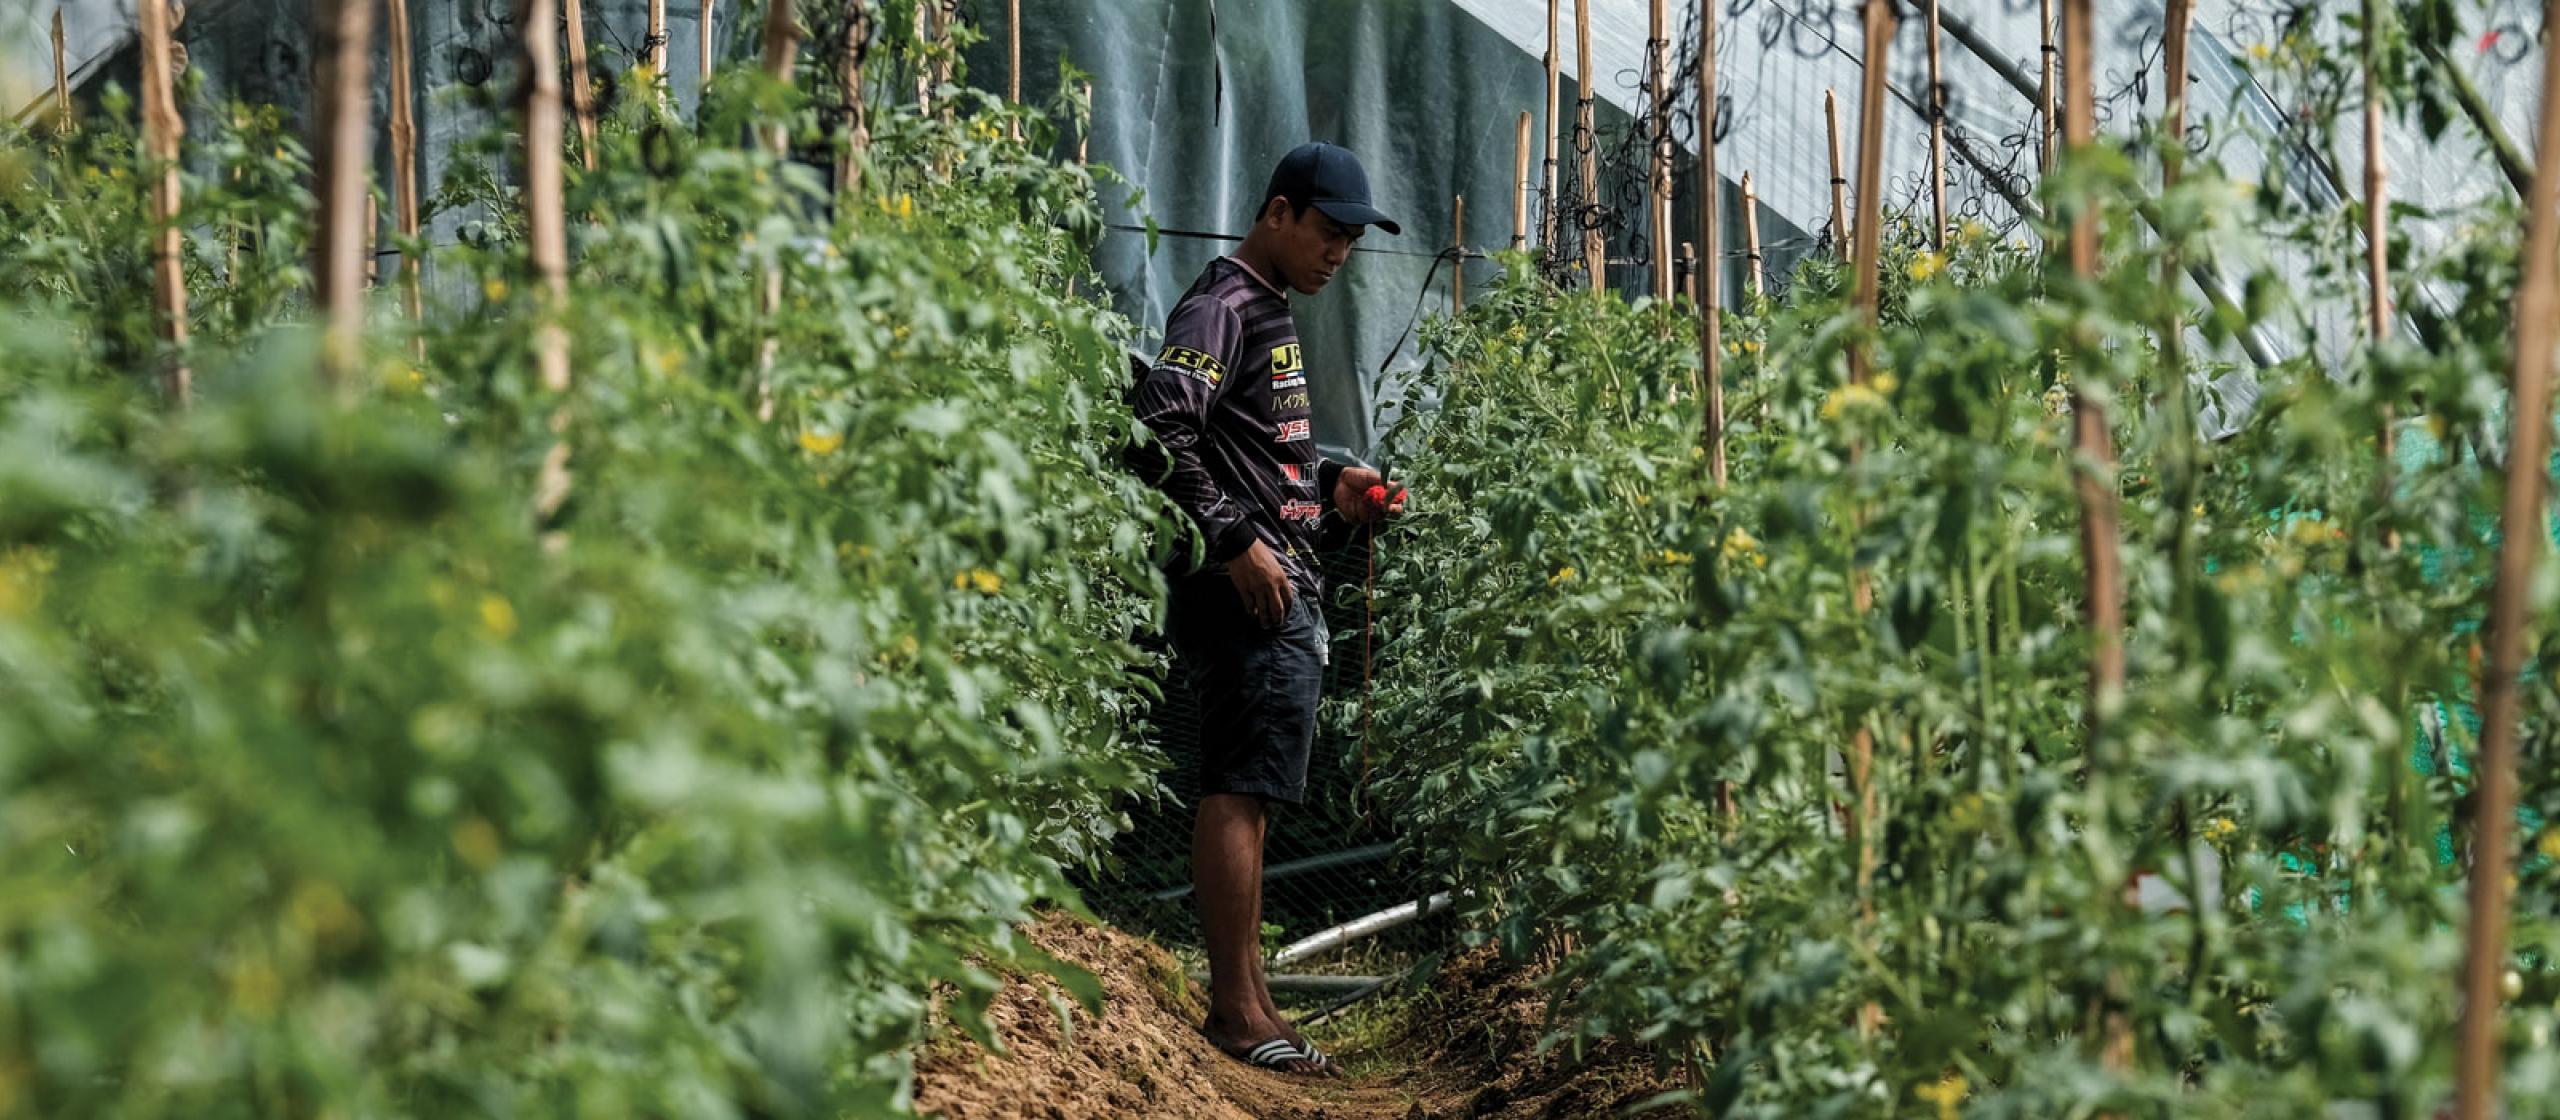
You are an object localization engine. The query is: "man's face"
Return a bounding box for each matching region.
[1261,199,1363,295]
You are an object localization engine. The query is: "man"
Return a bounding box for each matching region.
[1126,142,1408,1077]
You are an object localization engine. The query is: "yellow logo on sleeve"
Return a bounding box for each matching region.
[1271,343,1304,374]
[1157,345,1226,386]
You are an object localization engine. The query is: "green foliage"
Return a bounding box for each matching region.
[1368,129,2560,1113]
[0,46,1168,1118]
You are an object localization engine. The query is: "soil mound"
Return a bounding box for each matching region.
[910,915,1686,1119]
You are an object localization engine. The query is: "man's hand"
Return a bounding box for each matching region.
[1227,539,1295,627]
[1333,465,1408,524]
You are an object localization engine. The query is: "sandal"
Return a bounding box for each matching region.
[1216,1035,1313,1073]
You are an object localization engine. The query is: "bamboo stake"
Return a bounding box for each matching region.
[388,0,425,340]
[1699,0,1725,486]
[312,0,375,387]
[1825,89,1847,262]
[1576,0,1601,294]
[137,0,190,402]
[2038,0,2057,173]
[521,0,569,396]
[701,0,715,87]
[52,8,71,133]
[365,193,378,287]
[647,0,667,79]
[2361,0,2396,552]
[1742,170,1762,298]
[522,0,575,524]
[1452,194,1466,313]
[2455,3,2560,1115]
[1679,241,1696,304]
[762,0,799,156]
[1925,0,1948,248]
[2061,0,2118,747]
[1544,0,1560,253]
[755,0,799,422]
[565,0,598,169]
[1846,9,1895,795]
[913,0,932,112]
[837,0,869,194]
[1844,0,1897,1042]
[1648,0,1672,302]
[1007,0,1020,104]
[1078,80,1093,165]
[1513,111,1533,250]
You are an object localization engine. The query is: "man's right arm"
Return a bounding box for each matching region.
[1127,297,1260,567]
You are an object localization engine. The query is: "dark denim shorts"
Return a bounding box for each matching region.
[1166,574,1330,805]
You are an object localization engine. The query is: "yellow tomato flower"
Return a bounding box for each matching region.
[2203,817,2239,843]
[482,277,509,302]
[1721,527,1760,561]
[1873,371,1900,395]
[799,430,845,456]
[954,568,1003,594]
[1547,565,1578,587]
[1658,549,1694,565]
[478,594,518,639]
[0,546,57,618]
[1905,251,1946,283]
[2539,830,2560,863]
[1820,383,1885,422]
[1916,1074,1968,1120]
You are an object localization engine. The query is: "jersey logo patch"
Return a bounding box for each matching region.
[1276,418,1312,443]
[1157,344,1225,387]
[1280,499,1324,522]
[1280,463,1302,482]
[1270,343,1307,390]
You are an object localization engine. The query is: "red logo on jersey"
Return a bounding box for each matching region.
[1280,463,1303,482]
[1276,418,1312,442]
[1280,499,1324,522]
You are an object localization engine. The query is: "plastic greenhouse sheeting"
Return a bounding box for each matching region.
[19,0,2552,458]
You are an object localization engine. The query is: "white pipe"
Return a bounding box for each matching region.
[1270,891,1456,968]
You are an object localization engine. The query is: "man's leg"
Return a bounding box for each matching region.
[1195,793,1318,1073]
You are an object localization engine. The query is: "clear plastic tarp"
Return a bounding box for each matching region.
[16,0,2551,456]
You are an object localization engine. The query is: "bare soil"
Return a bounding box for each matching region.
[911,915,1687,1120]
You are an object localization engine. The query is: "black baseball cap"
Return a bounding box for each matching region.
[1264,142,1402,236]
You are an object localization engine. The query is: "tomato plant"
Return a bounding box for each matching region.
[0,30,1172,1117]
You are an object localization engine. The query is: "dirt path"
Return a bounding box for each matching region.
[911,916,1685,1120]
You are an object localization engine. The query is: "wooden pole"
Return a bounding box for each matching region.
[522,0,570,396]
[565,0,599,170]
[1008,0,1021,104]
[389,0,425,338]
[137,0,191,402]
[647,0,667,78]
[1510,112,1533,251]
[2061,0,2118,743]
[1742,170,1763,299]
[1925,0,1948,248]
[2361,0,2395,549]
[1576,0,1601,294]
[1845,0,1898,1040]
[52,8,71,133]
[1544,0,1561,253]
[913,0,932,112]
[1825,89,1847,262]
[756,0,799,422]
[762,0,799,156]
[2038,0,2058,173]
[837,0,869,193]
[365,193,379,287]
[312,0,375,387]
[1452,194,1466,313]
[1648,0,1672,302]
[2456,2,2560,1115]
[1699,0,1725,486]
[522,0,575,524]
[701,0,715,87]
[1078,80,1093,165]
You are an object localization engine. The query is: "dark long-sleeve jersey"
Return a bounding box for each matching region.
[1127,257,1348,595]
